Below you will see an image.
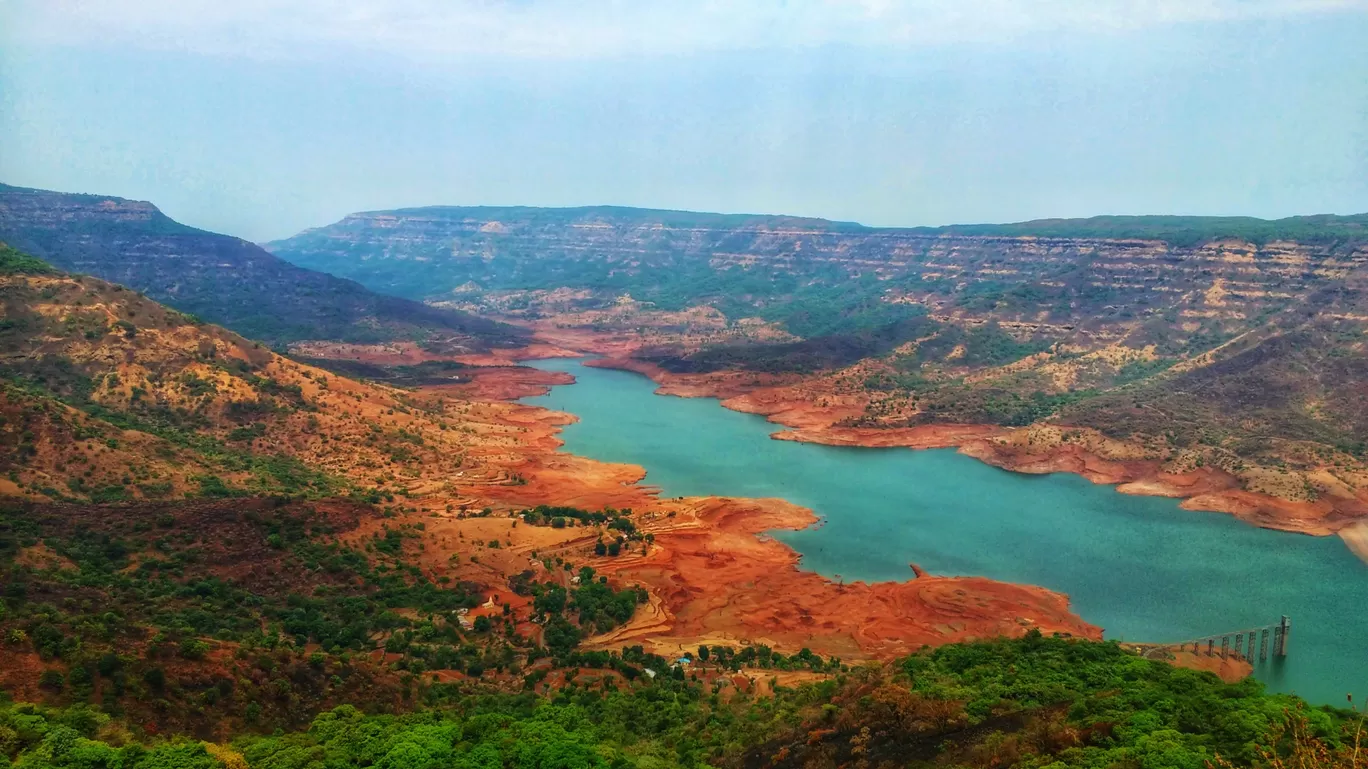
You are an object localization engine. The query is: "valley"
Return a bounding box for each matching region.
[0,242,1096,732]
[269,205,1368,538]
[3,199,1368,765]
[6,4,1366,762]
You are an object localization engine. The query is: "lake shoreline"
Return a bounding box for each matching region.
[425,363,1109,659]
[510,358,1325,687]
[431,322,1368,539]
[517,357,1368,701]
[579,354,1368,541]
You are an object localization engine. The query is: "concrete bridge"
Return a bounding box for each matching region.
[1145,616,1291,662]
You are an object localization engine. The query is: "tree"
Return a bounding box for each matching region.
[377,741,434,769]
[544,616,581,653]
[143,666,167,692]
[180,638,210,659]
[534,585,567,615]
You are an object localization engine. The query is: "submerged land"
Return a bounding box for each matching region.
[1,185,1366,765]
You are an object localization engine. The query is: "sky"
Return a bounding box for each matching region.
[1,1,1367,242]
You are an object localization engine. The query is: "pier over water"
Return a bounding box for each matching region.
[1145,616,1292,663]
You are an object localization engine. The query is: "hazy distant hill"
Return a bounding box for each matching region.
[0,184,527,350]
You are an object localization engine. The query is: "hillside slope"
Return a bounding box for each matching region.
[0,247,664,732]
[0,242,531,504]
[0,184,527,350]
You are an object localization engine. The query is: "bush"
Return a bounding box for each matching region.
[143,666,166,692]
[38,670,64,692]
[180,638,210,660]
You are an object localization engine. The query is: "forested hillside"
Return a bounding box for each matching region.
[0,247,664,735]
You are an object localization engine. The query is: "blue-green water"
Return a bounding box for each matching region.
[524,358,1368,704]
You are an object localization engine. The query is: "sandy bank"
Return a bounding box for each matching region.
[581,495,1100,660]
[1338,521,1368,565]
[437,364,575,400]
[1122,645,1254,683]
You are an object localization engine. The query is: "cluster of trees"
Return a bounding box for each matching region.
[0,244,56,275]
[692,644,840,674]
[524,567,647,653]
[519,505,634,530]
[517,505,647,557]
[895,385,1099,428]
[900,322,1051,369]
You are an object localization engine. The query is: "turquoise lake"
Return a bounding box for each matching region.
[524,358,1368,705]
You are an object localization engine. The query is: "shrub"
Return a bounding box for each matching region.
[38,670,64,692]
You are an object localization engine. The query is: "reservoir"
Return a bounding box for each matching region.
[524,358,1368,705]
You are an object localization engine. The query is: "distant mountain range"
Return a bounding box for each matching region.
[265,203,1368,306]
[0,184,527,350]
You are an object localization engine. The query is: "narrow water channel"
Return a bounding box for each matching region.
[524,358,1368,705]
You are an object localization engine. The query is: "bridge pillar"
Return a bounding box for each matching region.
[1260,628,1270,661]
[1206,639,1215,657]
[1220,636,1230,659]
[1233,633,1243,659]
[1276,616,1290,657]
[1246,633,1255,661]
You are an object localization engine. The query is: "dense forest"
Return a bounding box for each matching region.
[1,635,1364,768]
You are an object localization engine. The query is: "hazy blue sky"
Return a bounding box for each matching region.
[2,1,1366,241]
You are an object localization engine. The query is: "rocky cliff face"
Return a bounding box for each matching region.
[0,185,528,349]
[267,206,1368,332]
